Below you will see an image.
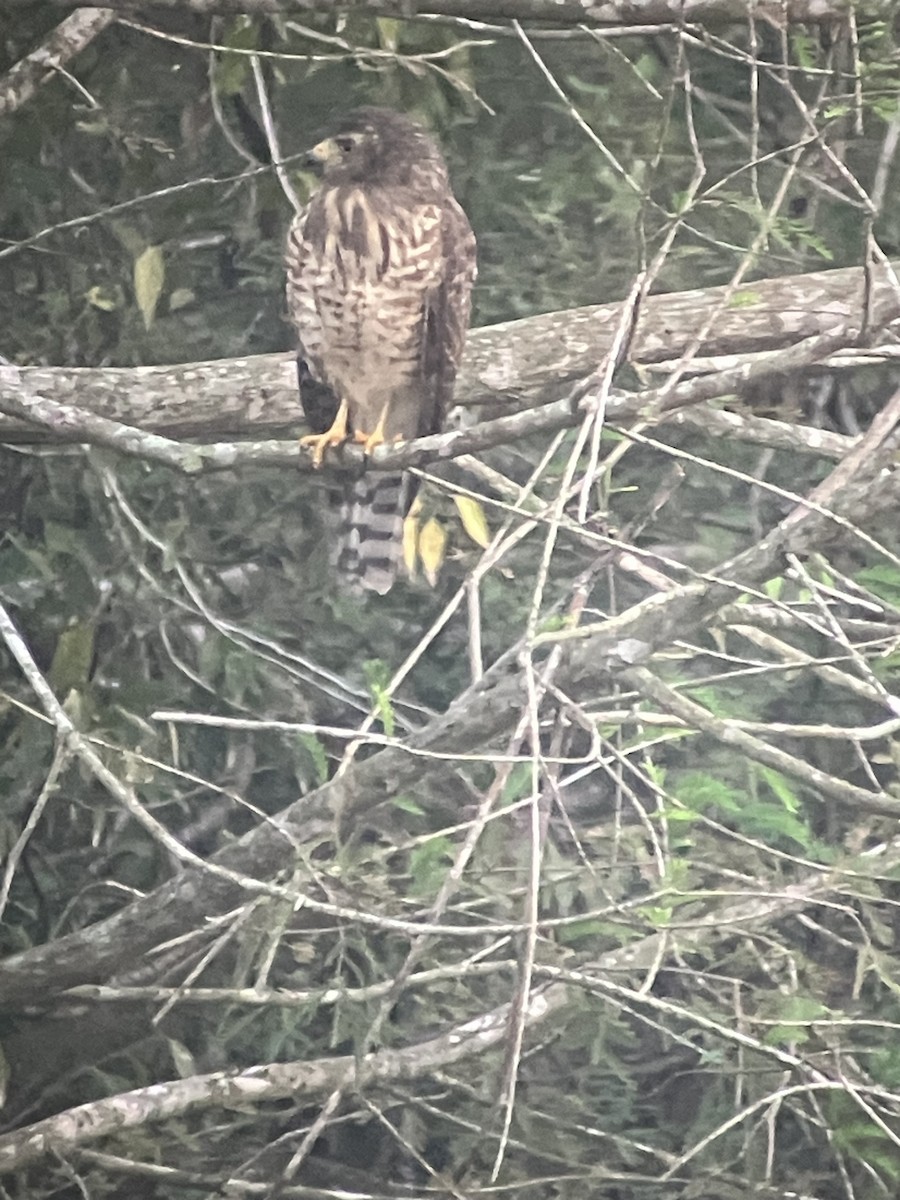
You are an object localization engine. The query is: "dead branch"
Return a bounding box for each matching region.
[0,8,114,117]
[0,850,866,1176]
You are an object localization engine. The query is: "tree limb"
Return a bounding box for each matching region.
[1,0,876,28]
[1,261,896,459]
[0,8,114,118]
[0,843,874,1176]
[0,321,870,473]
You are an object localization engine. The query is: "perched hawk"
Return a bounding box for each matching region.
[286,107,476,594]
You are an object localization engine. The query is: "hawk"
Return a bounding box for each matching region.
[285,107,476,594]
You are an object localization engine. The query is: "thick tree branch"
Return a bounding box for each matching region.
[0,322,869,473]
[2,0,876,27]
[0,8,114,117]
[1,261,897,459]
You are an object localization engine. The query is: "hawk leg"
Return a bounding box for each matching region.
[354,403,402,455]
[300,397,349,468]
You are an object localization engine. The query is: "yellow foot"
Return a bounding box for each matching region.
[300,398,349,468]
[354,402,399,456]
[355,430,407,455]
[300,429,346,468]
[354,428,391,455]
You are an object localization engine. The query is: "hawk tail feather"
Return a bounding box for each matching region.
[336,473,414,595]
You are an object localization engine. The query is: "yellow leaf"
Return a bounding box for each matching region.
[84,284,119,312]
[402,512,419,577]
[402,493,424,578]
[418,518,447,587]
[169,287,195,312]
[134,245,165,330]
[454,495,491,548]
[376,16,399,49]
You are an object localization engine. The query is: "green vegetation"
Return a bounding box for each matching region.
[3,5,900,1198]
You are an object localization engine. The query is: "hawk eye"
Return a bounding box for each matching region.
[335,135,357,153]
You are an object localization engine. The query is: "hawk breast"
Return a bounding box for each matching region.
[287,185,444,438]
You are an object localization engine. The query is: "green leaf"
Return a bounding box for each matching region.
[775,995,828,1022]
[501,762,533,806]
[49,620,95,695]
[729,289,762,308]
[409,836,453,896]
[363,660,395,737]
[392,794,425,816]
[216,16,259,96]
[642,905,674,927]
[856,564,900,606]
[672,771,742,816]
[741,800,813,849]
[755,765,799,812]
[557,917,614,946]
[296,732,328,786]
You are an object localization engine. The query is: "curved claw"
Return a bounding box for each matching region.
[300,398,349,468]
[354,403,406,456]
[354,428,387,455]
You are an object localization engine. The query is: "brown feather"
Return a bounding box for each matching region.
[286,108,476,593]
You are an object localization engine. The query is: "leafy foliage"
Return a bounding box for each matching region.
[3,6,900,1199]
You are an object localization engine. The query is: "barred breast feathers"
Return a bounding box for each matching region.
[285,107,476,593]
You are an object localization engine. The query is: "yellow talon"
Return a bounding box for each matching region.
[354,403,396,455]
[300,398,349,468]
[356,428,387,454]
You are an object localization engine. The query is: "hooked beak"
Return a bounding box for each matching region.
[302,137,340,173]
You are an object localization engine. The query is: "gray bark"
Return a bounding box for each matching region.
[0,8,114,117]
[0,0,879,26]
[0,261,892,447]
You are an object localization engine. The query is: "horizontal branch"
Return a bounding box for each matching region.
[0,8,114,118]
[0,994,527,1173]
[0,322,863,475]
[4,0,873,27]
[1,260,895,456]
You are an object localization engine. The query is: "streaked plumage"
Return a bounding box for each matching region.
[286,107,476,594]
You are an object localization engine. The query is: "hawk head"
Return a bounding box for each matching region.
[304,107,448,193]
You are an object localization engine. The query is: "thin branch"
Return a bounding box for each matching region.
[2,427,900,1011]
[0,744,70,923]
[624,664,900,816]
[4,836,896,1177]
[249,53,302,213]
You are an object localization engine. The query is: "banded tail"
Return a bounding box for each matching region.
[336,473,415,595]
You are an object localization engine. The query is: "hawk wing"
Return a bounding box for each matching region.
[338,198,476,593]
[422,196,477,438]
[286,209,340,436]
[286,148,476,595]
